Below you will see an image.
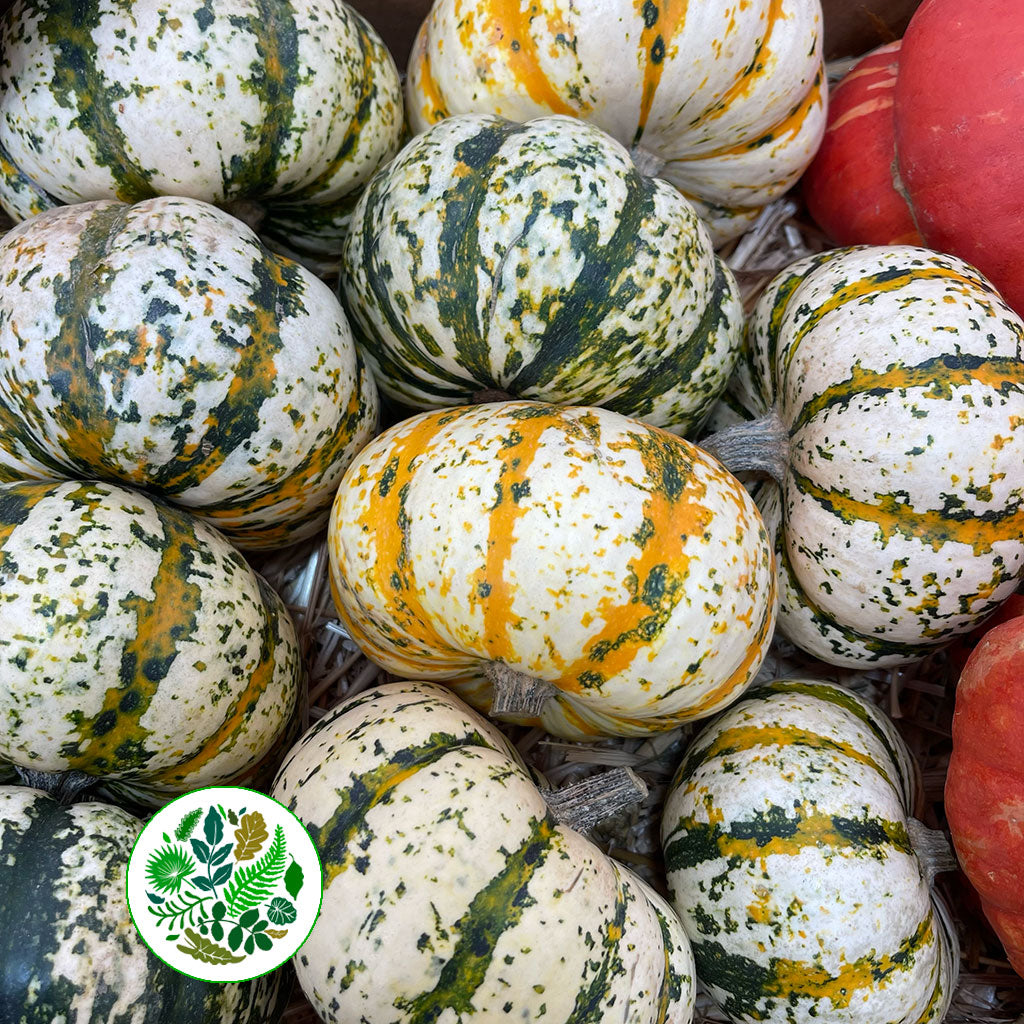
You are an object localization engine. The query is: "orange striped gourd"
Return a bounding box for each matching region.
[327,401,777,739]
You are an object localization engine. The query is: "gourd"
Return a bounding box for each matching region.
[661,679,959,1024]
[802,42,922,247]
[946,613,1024,977]
[327,400,777,740]
[894,0,1024,315]
[271,679,696,1024]
[801,0,1024,317]
[340,113,743,435]
[0,785,290,1023]
[702,245,1024,666]
[0,195,379,550]
[405,0,827,244]
[0,478,301,806]
[0,0,403,256]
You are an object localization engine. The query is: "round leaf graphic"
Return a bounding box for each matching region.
[145,845,196,895]
[267,897,296,926]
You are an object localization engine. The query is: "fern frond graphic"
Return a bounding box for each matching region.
[174,808,203,841]
[223,824,286,917]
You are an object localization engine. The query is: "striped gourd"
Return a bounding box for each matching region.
[0,0,403,254]
[340,114,743,435]
[703,245,1024,666]
[406,0,826,244]
[0,196,379,550]
[0,478,301,805]
[271,679,696,1024]
[661,679,959,1024]
[0,786,290,1023]
[327,401,777,740]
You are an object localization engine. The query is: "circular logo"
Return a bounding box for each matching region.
[126,786,323,983]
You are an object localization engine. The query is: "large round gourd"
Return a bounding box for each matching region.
[945,612,1024,977]
[0,0,403,254]
[272,679,696,1024]
[0,785,290,1023]
[703,245,1024,666]
[340,114,743,435]
[328,400,777,740]
[661,679,959,1024]
[0,196,379,549]
[406,0,827,244]
[0,478,301,805]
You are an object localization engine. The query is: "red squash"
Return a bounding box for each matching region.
[802,42,922,246]
[894,0,1024,316]
[946,613,1024,977]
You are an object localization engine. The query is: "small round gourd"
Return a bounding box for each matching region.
[0,196,379,549]
[0,0,403,254]
[661,679,959,1024]
[340,114,743,435]
[0,478,301,805]
[703,245,1024,666]
[406,0,826,244]
[272,679,696,1024]
[0,785,290,1023]
[328,400,777,740]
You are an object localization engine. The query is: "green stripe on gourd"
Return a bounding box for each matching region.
[0,478,300,804]
[0,195,378,549]
[702,244,1024,666]
[273,680,696,1024]
[661,680,958,1024]
[340,114,743,435]
[0,787,290,1023]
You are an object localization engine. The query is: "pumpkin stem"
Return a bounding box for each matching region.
[485,662,558,719]
[630,145,667,179]
[700,406,790,484]
[907,817,958,886]
[543,766,649,834]
[14,766,97,804]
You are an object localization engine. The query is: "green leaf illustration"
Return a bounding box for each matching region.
[254,932,273,951]
[211,862,234,887]
[174,808,203,841]
[210,842,233,866]
[223,825,286,918]
[147,891,210,930]
[146,844,196,895]
[233,812,268,861]
[239,908,260,929]
[265,928,288,939]
[190,839,211,863]
[227,809,239,826]
[176,927,245,965]
[204,806,224,847]
[244,934,255,955]
[267,897,296,925]
[210,920,224,942]
[284,858,304,900]
[228,925,243,952]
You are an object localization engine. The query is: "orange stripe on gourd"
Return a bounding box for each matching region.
[481,0,577,115]
[634,0,690,144]
[412,29,451,125]
[789,471,1024,558]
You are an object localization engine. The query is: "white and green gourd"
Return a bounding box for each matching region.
[272,679,697,1024]
[0,0,403,256]
[0,195,379,550]
[0,785,291,1023]
[701,245,1024,666]
[661,679,959,1024]
[340,114,744,435]
[0,477,301,806]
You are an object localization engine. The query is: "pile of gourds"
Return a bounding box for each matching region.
[0,1,1021,1022]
